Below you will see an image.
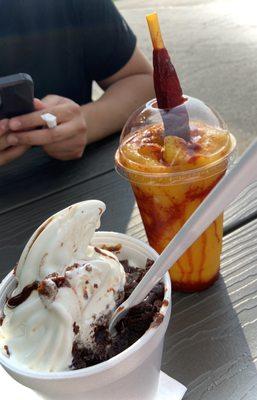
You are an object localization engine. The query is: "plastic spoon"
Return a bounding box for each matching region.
[110,138,257,334]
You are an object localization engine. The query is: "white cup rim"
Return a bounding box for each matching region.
[0,231,172,381]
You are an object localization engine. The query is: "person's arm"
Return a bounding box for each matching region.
[83,47,154,143]
[5,47,154,161]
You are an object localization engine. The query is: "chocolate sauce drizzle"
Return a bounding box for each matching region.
[7,281,39,308]
[0,312,5,326]
[94,247,116,260]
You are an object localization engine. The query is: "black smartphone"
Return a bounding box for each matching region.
[0,73,34,119]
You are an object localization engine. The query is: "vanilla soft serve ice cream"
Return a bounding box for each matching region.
[0,201,126,372]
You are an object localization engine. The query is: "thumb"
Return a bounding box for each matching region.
[33,98,47,111]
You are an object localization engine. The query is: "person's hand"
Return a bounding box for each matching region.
[7,96,88,161]
[0,119,30,166]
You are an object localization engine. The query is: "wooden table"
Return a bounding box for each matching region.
[1,137,257,399]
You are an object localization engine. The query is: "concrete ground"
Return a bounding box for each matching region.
[115,0,257,154]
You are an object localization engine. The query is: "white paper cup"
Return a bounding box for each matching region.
[0,232,172,400]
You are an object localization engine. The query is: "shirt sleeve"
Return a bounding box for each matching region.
[81,0,137,82]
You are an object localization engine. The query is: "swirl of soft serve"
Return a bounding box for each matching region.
[0,200,126,372]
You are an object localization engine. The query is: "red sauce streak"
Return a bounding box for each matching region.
[139,143,163,162]
[214,220,221,244]
[187,247,194,279]
[198,232,207,282]
[176,258,185,281]
[172,271,219,292]
[133,185,184,252]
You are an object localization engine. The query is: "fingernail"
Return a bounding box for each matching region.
[9,119,21,130]
[0,119,8,132]
[7,134,18,145]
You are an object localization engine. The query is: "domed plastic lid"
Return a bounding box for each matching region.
[116,96,236,180]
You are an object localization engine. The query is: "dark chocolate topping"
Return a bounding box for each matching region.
[4,345,10,357]
[7,281,39,308]
[151,312,164,328]
[51,276,71,288]
[38,279,58,303]
[71,258,164,370]
[73,322,80,335]
[65,263,80,272]
[94,247,116,260]
[85,265,92,272]
[0,311,5,326]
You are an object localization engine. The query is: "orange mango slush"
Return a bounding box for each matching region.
[116,122,236,292]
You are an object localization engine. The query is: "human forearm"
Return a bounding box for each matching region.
[81,73,154,144]
[4,54,154,161]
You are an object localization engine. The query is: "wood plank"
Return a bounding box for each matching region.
[224,181,257,233]
[0,133,119,213]
[163,218,257,399]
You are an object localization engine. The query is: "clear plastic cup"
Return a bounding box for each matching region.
[115,97,236,292]
[0,232,171,400]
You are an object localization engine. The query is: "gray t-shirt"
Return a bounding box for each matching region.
[0,0,136,104]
